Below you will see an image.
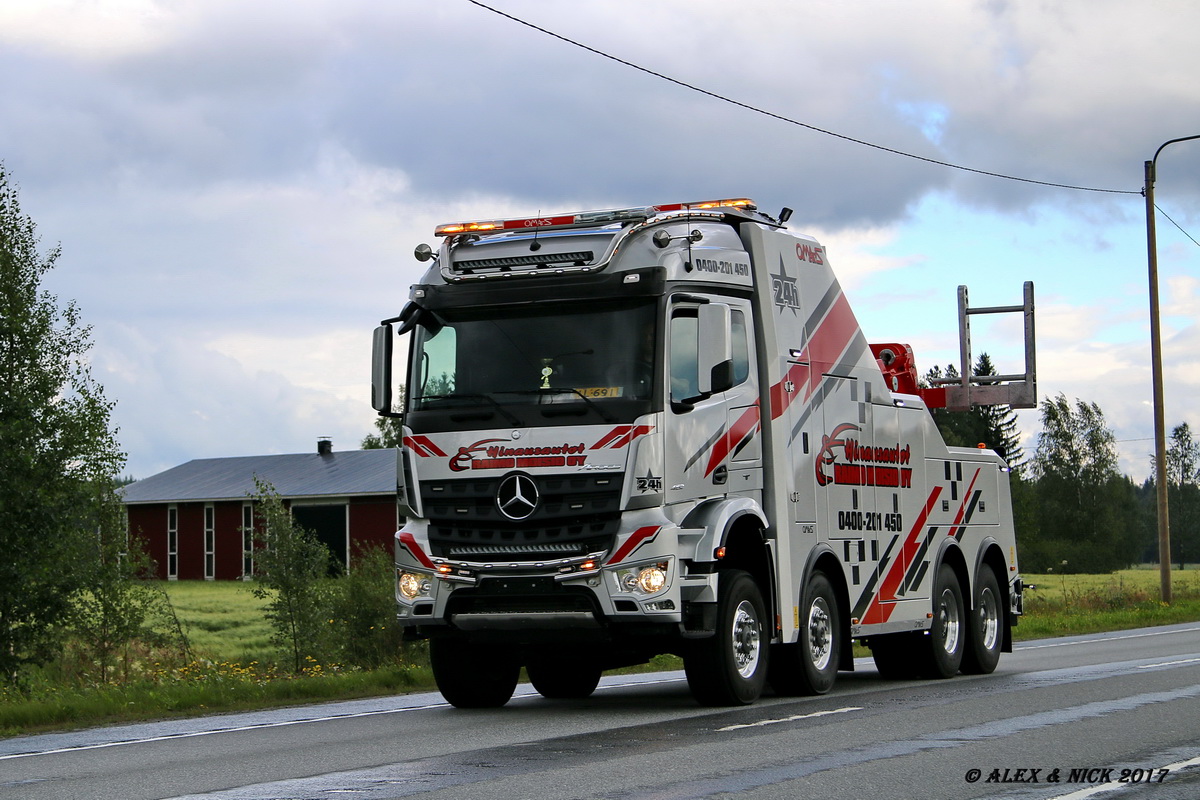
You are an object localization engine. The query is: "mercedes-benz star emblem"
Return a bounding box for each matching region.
[496,473,539,521]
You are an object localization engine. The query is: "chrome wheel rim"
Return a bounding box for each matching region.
[807,597,833,670]
[731,600,761,678]
[937,588,961,654]
[978,586,999,651]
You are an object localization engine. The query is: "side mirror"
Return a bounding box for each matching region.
[371,324,395,414]
[697,303,734,395]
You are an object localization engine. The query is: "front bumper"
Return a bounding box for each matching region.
[394,522,715,634]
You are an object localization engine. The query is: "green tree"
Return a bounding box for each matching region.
[923,354,1024,470]
[247,478,332,672]
[0,164,126,685]
[69,497,188,684]
[362,387,404,449]
[1164,422,1200,568]
[1027,394,1139,573]
[324,546,405,668]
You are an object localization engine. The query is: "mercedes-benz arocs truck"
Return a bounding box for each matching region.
[371,198,1033,707]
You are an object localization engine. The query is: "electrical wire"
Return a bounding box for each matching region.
[467,0,1139,196]
[1156,204,1200,248]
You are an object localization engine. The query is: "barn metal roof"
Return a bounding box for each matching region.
[121,448,398,504]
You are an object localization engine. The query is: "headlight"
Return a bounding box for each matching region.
[637,564,668,593]
[613,561,671,596]
[397,570,433,600]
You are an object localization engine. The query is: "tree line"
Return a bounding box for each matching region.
[0,165,400,690]
[926,357,1193,575]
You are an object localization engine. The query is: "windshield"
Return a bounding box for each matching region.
[407,298,658,428]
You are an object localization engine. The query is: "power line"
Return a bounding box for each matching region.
[1156,204,1200,248]
[467,0,1139,196]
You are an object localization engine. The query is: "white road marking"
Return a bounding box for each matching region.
[717,706,862,732]
[1043,754,1200,800]
[1015,626,1200,651]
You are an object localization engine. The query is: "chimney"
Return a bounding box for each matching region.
[318,437,333,456]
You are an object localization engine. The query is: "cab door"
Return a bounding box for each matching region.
[663,297,760,504]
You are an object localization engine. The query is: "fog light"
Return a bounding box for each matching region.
[637,564,668,594]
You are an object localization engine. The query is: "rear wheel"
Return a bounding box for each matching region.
[769,570,840,695]
[684,570,768,706]
[920,564,965,679]
[961,567,1003,675]
[430,638,519,708]
[527,658,603,699]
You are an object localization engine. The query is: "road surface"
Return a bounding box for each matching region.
[2,623,1198,800]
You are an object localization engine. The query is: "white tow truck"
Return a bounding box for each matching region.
[371,198,1033,707]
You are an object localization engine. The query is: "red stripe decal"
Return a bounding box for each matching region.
[609,424,654,449]
[704,403,761,477]
[396,531,435,569]
[606,526,661,565]
[403,435,447,458]
[591,426,631,450]
[944,468,982,539]
[769,291,861,420]
[860,487,942,624]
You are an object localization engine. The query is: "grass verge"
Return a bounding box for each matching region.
[4,569,1200,737]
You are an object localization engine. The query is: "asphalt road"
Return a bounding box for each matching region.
[3,623,1199,800]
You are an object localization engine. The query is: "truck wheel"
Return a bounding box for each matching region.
[769,570,840,695]
[920,564,965,679]
[684,570,768,706]
[527,659,603,699]
[868,632,922,679]
[430,638,519,708]
[960,567,1003,675]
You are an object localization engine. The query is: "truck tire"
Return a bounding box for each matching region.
[768,570,840,695]
[920,564,965,679]
[684,570,768,706]
[430,638,519,708]
[527,659,603,699]
[960,566,1003,675]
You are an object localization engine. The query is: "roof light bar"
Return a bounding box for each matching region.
[433,198,757,237]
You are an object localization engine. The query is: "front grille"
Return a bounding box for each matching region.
[422,473,621,561]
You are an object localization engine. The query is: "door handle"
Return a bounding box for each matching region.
[713,465,728,485]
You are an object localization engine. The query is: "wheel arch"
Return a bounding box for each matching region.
[933,539,970,613]
[682,498,774,632]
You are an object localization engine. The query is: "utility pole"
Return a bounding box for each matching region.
[1145,134,1200,605]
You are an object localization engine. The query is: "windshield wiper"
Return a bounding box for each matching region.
[418,393,523,427]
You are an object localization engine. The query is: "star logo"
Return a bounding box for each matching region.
[771,257,800,315]
[495,473,539,520]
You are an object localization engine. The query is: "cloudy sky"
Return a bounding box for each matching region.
[3,0,1199,480]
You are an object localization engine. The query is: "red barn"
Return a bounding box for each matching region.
[123,442,399,580]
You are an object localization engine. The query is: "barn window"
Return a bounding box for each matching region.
[204,504,215,580]
[167,505,178,580]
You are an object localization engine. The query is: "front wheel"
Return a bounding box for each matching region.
[768,570,840,695]
[684,570,768,706]
[920,564,965,679]
[430,638,519,708]
[960,567,1003,675]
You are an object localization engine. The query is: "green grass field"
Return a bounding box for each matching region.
[160,580,277,663]
[4,569,1200,737]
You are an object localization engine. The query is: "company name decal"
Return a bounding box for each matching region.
[796,243,825,264]
[451,439,588,472]
[816,422,913,488]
